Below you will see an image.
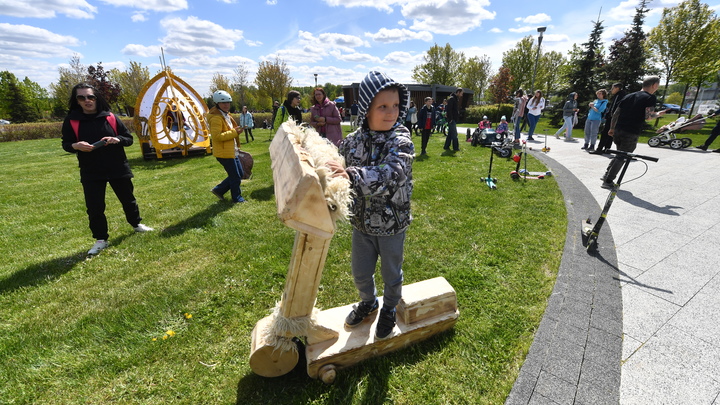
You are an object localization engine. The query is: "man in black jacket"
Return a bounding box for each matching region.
[443,88,463,152]
[591,83,625,155]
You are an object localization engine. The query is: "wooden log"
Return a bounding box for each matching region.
[279,232,332,319]
[248,315,300,378]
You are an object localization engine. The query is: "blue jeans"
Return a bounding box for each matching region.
[584,119,601,147]
[514,116,523,140]
[527,114,540,136]
[555,116,574,140]
[351,229,405,309]
[443,120,459,151]
[214,157,244,202]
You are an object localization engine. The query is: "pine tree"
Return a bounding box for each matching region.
[567,17,605,105]
[604,0,652,93]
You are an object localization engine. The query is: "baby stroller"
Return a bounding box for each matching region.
[649,111,716,149]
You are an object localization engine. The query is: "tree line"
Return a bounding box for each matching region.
[1,0,717,124]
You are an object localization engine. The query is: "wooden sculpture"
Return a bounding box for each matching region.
[249,122,459,383]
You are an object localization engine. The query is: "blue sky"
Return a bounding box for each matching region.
[1,0,718,97]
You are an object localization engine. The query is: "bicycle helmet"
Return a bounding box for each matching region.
[212,90,232,103]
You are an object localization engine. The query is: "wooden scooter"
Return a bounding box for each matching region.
[249,123,459,383]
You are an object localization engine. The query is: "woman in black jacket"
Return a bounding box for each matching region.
[61,83,153,256]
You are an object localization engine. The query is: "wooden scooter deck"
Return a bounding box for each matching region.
[306,277,459,383]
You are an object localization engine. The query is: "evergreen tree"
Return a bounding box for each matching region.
[567,17,605,104]
[553,16,605,126]
[604,0,652,93]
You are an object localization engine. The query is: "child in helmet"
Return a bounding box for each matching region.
[207,90,245,203]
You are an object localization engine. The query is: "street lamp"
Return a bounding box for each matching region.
[314,73,318,87]
[529,26,546,95]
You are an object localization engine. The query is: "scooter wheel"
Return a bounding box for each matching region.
[586,236,598,253]
[497,148,511,158]
[511,172,520,180]
[648,137,661,147]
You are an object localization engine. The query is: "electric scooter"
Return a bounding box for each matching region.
[581,149,659,253]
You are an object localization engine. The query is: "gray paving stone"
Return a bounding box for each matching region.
[533,370,577,405]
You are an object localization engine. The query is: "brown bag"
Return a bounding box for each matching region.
[235,148,253,180]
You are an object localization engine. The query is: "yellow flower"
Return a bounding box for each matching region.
[152,337,157,341]
[162,335,168,340]
[166,330,176,337]
[184,313,192,319]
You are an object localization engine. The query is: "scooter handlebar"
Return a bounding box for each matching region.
[606,149,659,162]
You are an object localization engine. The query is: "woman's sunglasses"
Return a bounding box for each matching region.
[76,94,97,101]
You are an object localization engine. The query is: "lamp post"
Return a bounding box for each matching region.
[529,27,546,95]
[314,73,318,87]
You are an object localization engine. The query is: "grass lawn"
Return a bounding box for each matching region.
[2,124,567,404]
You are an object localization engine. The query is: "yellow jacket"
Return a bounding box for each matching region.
[207,106,239,158]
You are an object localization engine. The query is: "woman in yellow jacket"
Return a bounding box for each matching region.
[208,90,245,203]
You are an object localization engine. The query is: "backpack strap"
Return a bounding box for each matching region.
[69,114,118,141]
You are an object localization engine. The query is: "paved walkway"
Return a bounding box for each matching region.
[506,133,720,404]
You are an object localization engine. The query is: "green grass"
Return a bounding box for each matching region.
[0,127,567,404]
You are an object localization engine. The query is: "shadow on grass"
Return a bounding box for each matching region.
[249,185,275,202]
[159,201,233,237]
[0,233,132,295]
[234,329,455,404]
[127,153,209,170]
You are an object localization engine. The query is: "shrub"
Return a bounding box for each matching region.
[464,104,514,124]
[0,117,137,142]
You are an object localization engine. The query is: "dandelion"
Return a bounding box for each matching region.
[166,330,176,337]
[162,335,168,340]
[152,337,157,341]
[184,313,192,319]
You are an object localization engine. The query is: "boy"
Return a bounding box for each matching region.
[331,71,414,340]
[416,97,435,155]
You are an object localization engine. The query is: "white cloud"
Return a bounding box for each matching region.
[0,0,97,18]
[398,20,406,26]
[245,40,263,47]
[322,0,402,13]
[0,23,81,58]
[402,0,496,35]
[330,50,382,63]
[489,27,502,33]
[169,55,256,70]
[131,12,147,22]
[121,44,162,57]
[98,0,188,12]
[509,26,538,34]
[266,0,277,4]
[123,16,244,58]
[365,28,432,43]
[520,13,551,25]
[383,51,423,65]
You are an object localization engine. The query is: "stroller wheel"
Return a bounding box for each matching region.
[669,139,684,149]
[681,138,692,148]
[648,137,661,147]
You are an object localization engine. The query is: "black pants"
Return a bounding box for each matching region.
[244,128,254,142]
[82,177,142,241]
[597,123,614,151]
[421,128,432,154]
[603,129,638,182]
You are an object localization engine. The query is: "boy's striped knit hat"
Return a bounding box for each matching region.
[357,71,408,129]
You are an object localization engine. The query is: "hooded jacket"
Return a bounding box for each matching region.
[61,110,134,181]
[562,92,578,117]
[310,97,343,146]
[207,106,239,159]
[338,71,414,236]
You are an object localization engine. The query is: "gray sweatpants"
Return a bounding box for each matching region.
[351,229,405,309]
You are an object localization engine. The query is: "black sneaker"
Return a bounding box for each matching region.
[344,299,379,327]
[375,307,396,340]
[601,181,616,190]
[697,145,708,151]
